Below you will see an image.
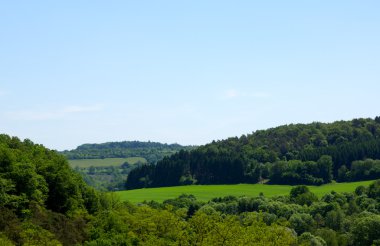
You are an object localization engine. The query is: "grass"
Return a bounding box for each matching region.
[115,180,376,203]
[69,157,147,168]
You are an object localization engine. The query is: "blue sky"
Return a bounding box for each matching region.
[0,1,379,150]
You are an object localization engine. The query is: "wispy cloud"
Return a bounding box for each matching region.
[252,92,271,98]
[5,104,104,121]
[225,89,240,99]
[0,89,9,97]
[62,105,103,113]
[224,89,271,99]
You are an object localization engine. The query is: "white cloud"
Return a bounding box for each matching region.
[5,104,104,121]
[6,111,61,121]
[224,89,271,99]
[225,89,240,99]
[63,105,103,113]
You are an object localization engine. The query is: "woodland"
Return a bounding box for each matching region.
[1,118,380,245]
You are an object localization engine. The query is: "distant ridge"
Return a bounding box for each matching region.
[61,140,195,164]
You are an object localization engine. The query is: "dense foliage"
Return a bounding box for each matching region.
[133,180,380,246]
[83,180,380,245]
[61,141,195,163]
[0,134,100,245]
[127,117,380,189]
[338,159,380,182]
[1,133,380,245]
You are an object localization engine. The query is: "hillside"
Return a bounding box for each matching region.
[61,140,195,164]
[70,157,147,191]
[127,117,380,189]
[0,134,100,245]
[69,157,147,168]
[1,133,380,245]
[62,141,194,191]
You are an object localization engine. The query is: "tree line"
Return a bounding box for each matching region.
[61,140,195,163]
[0,134,100,245]
[126,117,380,189]
[74,161,145,191]
[19,179,379,245]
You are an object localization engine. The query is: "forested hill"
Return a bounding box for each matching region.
[127,117,380,189]
[2,134,380,245]
[61,141,195,163]
[0,134,100,245]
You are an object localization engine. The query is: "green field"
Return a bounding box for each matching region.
[116,180,375,203]
[69,157,147,168]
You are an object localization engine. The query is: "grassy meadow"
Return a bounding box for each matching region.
[116,180,375,203]
[69,157,147,168]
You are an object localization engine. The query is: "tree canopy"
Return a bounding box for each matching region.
[1,133,380,245]
[127,117,380,189]
[61,140,195,163]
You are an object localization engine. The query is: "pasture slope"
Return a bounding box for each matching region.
[116,180,375,203]
[69,157,147,168]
